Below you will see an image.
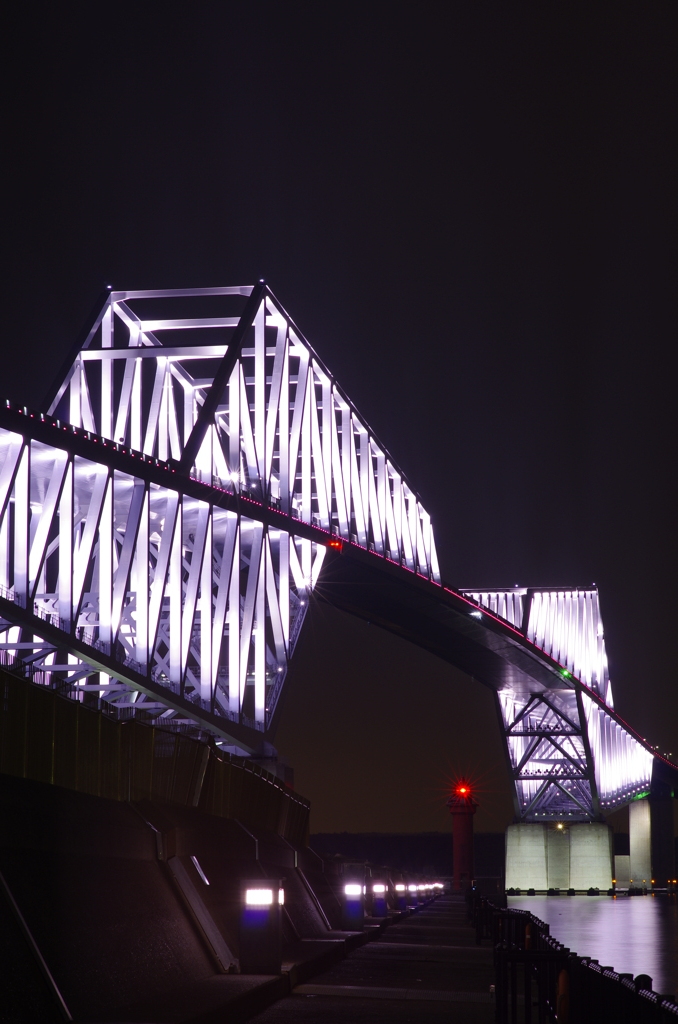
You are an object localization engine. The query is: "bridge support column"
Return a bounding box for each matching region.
[506,823,613,891]
[629,793,675,888]
[505,824,547,890]
[568,824,614,891]
[629,799,652,887]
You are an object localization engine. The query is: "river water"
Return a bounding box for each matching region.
[508,894,678,996]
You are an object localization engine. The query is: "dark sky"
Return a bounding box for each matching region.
[4,4,676,832]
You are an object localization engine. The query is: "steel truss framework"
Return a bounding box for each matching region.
[463,588,654,819]
[0,284,661,813]
[0,285,439,752]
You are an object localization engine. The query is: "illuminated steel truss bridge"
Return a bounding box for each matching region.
[0,283,672,821]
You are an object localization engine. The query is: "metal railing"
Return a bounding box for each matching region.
[1,595,255,732]
[470,893,678,1023]
[0,583,23,607]
[0,666,311,845]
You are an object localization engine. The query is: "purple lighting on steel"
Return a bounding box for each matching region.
[0,285,440,752]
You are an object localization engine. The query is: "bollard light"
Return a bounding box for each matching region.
[246,888,273,905]
[240,880,283,974]
[341,880,365,930]
[372,882,388,918]
[395,882,407,911]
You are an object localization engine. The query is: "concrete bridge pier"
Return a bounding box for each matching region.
[505,822,614,891]
[625,791,675,888]
[628,799,652,887]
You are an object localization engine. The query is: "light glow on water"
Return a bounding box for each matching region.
[509,895,678,995]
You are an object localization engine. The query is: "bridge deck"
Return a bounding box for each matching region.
[1,282,673,820]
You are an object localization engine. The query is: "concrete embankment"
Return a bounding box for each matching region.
[1,671,495,1022]
[1,771,494,1023]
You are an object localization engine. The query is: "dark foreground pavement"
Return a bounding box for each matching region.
[246,895,495,1024]
[1,772,497,1022]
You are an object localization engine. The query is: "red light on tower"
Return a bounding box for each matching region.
[328,538,343,551]
[447,778,478,892]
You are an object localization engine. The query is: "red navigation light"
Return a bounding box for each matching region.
[454,780,471,798]
[328,538,343,551]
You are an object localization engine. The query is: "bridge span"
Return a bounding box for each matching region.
[0,283,674,888]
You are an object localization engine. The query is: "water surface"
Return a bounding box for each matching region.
[508,895,678,996]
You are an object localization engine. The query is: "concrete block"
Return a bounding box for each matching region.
[614,854,630,888]
[569,823,613,890]
[629,799,652,885]
[505,824,547,890]
[507,822,615,891]
[546,828,570,889]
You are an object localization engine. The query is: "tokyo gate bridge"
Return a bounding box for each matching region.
[0,283,673,823]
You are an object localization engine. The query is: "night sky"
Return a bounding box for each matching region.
[4,5,676,833]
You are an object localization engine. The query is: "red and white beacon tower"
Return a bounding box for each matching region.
[447,781,478,892]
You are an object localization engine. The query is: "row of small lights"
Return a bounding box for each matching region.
[528,812,578,816]
[344,882,444,896]
[4,401,178,471]
[192,476,431,573]
[2,402,332,517]
[4,403,425,569]
[612,879,678,886]
[242,882,445,905]
[522,789,652,811]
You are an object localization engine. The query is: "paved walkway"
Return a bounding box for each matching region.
[246,895,495,1023]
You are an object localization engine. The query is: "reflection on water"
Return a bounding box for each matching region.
[508,895,678,996]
